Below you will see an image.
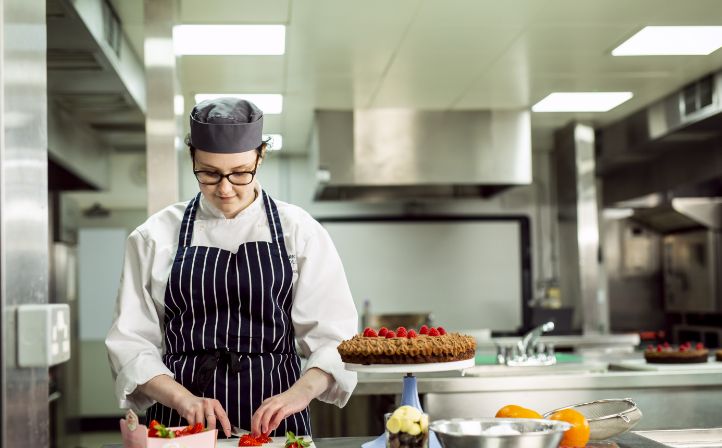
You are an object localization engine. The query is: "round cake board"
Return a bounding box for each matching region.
[345,357,475,374]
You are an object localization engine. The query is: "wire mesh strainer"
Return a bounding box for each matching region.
[543,398,643,441]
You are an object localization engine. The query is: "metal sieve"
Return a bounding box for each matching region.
[543,398,643,441]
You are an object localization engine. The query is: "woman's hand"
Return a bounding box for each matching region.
[251,386,314,435]
[137,374,232,437]
[174,393,232,437]
[251,368,332,435]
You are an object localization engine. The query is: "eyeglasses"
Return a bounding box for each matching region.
[193,155,260,186]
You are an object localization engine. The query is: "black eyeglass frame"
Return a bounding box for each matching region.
[192,154,260,186]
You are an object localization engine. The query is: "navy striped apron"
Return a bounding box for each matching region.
[146,191,311,436]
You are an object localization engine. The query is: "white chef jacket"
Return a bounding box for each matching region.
[105,184,358,412]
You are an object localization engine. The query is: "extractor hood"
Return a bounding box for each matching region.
[313,109,532,201]
[599,70,722,172]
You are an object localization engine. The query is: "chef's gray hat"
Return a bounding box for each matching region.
[189,97,264,153]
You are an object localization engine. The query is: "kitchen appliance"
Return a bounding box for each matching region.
[663,229,722,312]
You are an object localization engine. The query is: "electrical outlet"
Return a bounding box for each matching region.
[17,304,71,367]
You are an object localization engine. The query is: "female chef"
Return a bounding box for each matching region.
[106,98,358,438]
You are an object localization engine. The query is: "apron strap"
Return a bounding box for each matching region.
[177,193,202,250]
[261,191,287,253]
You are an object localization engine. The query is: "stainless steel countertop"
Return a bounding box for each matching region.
[101,432,678,448]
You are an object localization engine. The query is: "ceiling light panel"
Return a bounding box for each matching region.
[613,26,722,56]
[532,92,633,112]
[194,94,283,114]
[174,25,285,55]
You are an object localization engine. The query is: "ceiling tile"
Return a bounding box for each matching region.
[180,0,289,24]
[414,0,545,27]
[180,56,285,92]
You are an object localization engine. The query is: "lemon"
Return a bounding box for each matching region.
[419,414,429,432]
[406,423,421,436]
[386,416,402,434]
[397,417,409,432]
[403,407,422,422]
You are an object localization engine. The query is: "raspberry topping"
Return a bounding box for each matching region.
[647,345,654,351]
[419,325,429,335]
[385,330,396,338]
[378,327,388,337]
[407,330,418,338]
[428,327,440,336]
[396,327,408,337]
[657,345,663,352]
[696,342,704,350]
[437,326,447,335]
[366,328,378,337]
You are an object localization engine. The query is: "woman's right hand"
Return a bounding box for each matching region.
[174,393,232,437]
[138,374,231,437]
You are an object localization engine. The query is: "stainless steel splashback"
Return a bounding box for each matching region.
[314,109,532,201]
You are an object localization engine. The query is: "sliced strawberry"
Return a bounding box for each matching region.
[419,325,429,335]
[428,327,440,336]
[386,330,396,338]
[379,327,389,337]
[437,326,447,335]
[396,326,408,337]
[407,330,418,338]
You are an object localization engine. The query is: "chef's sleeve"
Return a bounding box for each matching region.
[105,229,174,412]
[292,221,358,408]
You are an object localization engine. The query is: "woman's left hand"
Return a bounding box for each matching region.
[250,368,332,435]
[251,387,312,435]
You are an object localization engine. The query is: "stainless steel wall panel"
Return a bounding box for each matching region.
[0,0,50,445]
[144,0,179,214]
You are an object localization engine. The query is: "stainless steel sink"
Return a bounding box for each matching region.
[635,429,722,448]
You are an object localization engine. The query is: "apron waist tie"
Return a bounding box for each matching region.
[171,349,296,396]
[189,349,244,396]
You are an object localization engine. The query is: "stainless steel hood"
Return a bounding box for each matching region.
[313,109,532,201]
[599,70,722,172]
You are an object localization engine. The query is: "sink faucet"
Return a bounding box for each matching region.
[517,321,555,356]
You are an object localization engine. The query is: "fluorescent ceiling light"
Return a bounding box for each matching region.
[263,134,283,150]
[532,92,633,112]
[194,94,283,114]
[174,25,285,55]
[613,26,722,56]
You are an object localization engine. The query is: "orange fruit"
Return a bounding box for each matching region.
[548,408,590,447]
[495,404,543,419]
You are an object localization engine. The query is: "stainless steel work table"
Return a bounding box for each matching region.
[351,369,722,430]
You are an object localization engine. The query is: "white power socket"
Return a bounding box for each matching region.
[17,304,71,367]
